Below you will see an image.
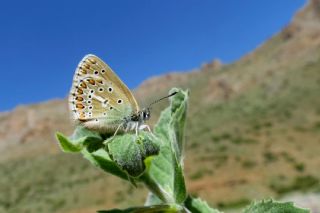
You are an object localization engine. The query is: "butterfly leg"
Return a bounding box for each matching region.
[113,123,124,137]
[135,122,139,136]
[103,123,123,145]
[139,124,152,132]
[138,124,157,138]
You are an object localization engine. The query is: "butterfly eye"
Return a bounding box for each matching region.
[109,106,113,110]
[108,87,113,92]
[117,99,123,104]
[90,90,94,93]
[94,70,99,75]
[101,69,105,73]
[99,88,104,92]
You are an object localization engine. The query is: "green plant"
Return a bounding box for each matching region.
[56,88,310,212]
[270,175,319,195]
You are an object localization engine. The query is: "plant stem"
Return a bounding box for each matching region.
[140,172,173,203]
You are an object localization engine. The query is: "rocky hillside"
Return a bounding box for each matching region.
[1,0,320,212]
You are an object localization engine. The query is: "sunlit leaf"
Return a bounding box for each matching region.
[97,204,183,213]
[243,199,309,213]
[184,196,221,213]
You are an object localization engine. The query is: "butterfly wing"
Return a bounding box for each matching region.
[69,54,139,131]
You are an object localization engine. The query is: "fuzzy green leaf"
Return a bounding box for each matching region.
[107,132,160,177]
[55,126,104,153]
[169,88,188,158]
[56,126,130,180]
[97,204,183,213]
[154,107,171,143]
[55,132,83,152]
[173,160,186,204]
[184,196,221,213]
[82,148,129,181]
[154,88,189,158]
[144,88,188,204]
[70,125,102,140]
[144,193,163,206]
[141,146,176,202]
[71,126,104,148]
[243,199,309,213]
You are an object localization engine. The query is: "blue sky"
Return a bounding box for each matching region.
[0,0,305,112]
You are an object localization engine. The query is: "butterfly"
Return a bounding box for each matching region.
[68,54,176,135]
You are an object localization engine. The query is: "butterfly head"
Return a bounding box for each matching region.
[137,91,178,122]
[140,107,151,121]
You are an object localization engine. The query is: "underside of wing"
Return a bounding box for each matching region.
[68,54,139,131]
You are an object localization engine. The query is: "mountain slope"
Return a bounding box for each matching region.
[1,1,320,212]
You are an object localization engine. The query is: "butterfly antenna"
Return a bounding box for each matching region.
[148,91,178,108]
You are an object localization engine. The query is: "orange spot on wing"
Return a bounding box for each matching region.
[76,103,84,109]
[87,79,95,85]
[77,88,83,94]
[76,96,84,101]
[79,66,87,74]
[84,63,90,69]
[80,82,87,88]
[79,112,86,120]
[88,58,97,64]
